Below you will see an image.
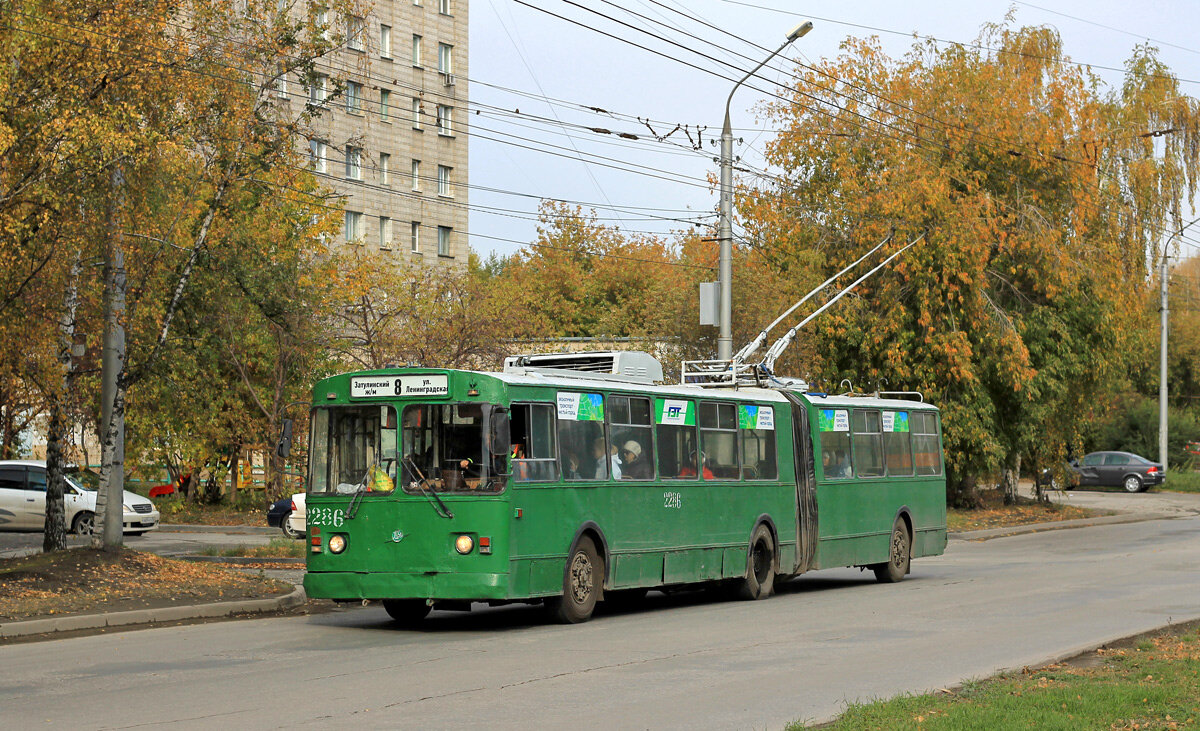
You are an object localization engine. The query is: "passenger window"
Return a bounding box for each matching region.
[26,469,47,492]
[912,412,942,476]
[739,404,777,480]
[818,408,852,479]
[883,411,914,476]
[656,398,699,479]
[1104,453,1130,466]
[0,466,24,490]
[510,404,557,482]
[556,392,610,481]
[700,402,739,479]
[609,396,653,480]
[852,410,885,477]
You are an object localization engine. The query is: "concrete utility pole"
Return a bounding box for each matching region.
[717,20,812,361]
[1160,252,1169,473]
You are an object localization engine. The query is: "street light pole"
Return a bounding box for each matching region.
[718,20,812,361]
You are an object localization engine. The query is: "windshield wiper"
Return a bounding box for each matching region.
[345,471,371,520]
[403,455,454,519]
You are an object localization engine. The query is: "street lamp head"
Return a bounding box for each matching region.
[787,21,813,41]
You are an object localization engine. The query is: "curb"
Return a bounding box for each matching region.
[181,555,305,565]
[158,524,277,535]
[949,511,1177,541]
[0,585,307,640]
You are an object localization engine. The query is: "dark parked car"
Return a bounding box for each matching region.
[1046,451,1163,493]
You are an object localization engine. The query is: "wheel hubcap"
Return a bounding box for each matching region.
[1125,478,1139,492]
[569,552,593,604]
[891,530,905,567]
[752,541,770,582]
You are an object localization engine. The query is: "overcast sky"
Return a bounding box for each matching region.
[465,0,1200,260]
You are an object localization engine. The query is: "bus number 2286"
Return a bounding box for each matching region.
[663,491,682,509]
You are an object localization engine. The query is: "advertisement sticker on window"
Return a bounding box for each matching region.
[819,409,850,432]
[656,399,694,426]
[557,392,605,421]
[738,404,774,430]
[882,411,910,433]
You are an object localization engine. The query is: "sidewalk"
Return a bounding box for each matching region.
[0,585,307,640]
[950,509,1178,541]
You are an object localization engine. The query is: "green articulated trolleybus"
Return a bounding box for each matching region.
[301,342,948,624]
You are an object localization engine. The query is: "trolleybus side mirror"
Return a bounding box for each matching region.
[276,419,294,459]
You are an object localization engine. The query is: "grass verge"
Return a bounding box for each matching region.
[153,497,267,526]
[798,621,1200,730]
[0,547,292,621]
[947,488,1108,533]
[199,537,306,559]
[1163,471,1200,494]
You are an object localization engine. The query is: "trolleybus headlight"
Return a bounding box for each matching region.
[454,534,474,554]
[329,534,347,554]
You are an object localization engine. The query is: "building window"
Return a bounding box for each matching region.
[436,105,453,135]
[437,165,452,196]
[345,146,362,180]
[379,152,390,185]
[316,8,329,41]
[379,24,391,58]
[437,43,453,74]
[306,74,328,106]
[437,225,451,257]
[346,15,365,51]
[411,97,422,129]
[272,63,288,98]
[345,81,362,114]
[412,34,422,67]
[411,159,420,190]
[439,0,451,15]
[380,89,391,121]
[308,139,327,173]
[344,211,363,244]
[411,221,420,253]
[379,216,392,249]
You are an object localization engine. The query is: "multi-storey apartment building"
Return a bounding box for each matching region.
[297,0,468,266]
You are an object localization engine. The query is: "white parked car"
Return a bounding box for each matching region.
[0,460,160,536]
[284,492,306,539]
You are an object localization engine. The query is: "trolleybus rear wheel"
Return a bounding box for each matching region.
[383,599,431,624]
[546,536,603,623]
[737,524,776,601]
[872,519,910,583]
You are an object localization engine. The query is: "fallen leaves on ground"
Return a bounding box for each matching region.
[0,547,291,621]
[947,489,1107,533]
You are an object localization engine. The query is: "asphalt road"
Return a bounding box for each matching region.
[0,525,280,559]
[3,503,1199,729]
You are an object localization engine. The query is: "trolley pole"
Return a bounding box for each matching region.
[717,20,812,361]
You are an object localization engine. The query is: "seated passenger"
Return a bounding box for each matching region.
[678,451,714,479]
[620,441,652,479]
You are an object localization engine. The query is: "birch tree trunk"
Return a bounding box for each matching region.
[95,164,127,550]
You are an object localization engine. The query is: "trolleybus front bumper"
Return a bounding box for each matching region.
[305,570,510,601]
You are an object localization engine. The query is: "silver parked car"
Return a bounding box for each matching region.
[0,460,160,535]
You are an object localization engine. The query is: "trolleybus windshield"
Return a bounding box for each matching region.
[398,403,508,493]
[309,405,399,494]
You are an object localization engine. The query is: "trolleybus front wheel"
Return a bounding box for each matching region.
[383,599,431,625]
[736,524,776,601]
[546,536,603,624]
[872,518,911,583]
